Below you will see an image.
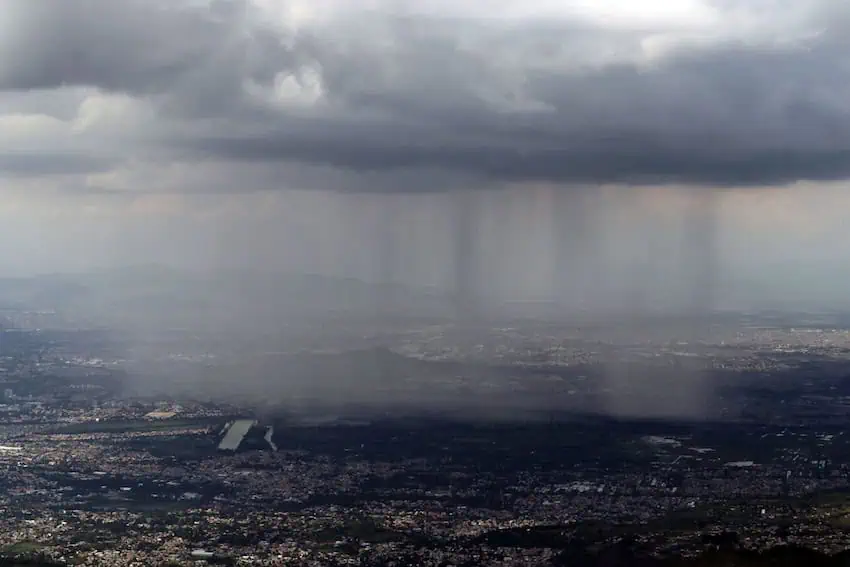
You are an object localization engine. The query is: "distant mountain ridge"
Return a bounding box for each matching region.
[0,266,454,329]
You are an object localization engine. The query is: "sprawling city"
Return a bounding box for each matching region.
[4,286,850,566]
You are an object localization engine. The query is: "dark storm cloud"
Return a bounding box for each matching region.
[186,33,850,188]
[189,131,850,187]
[0,0,300,126]
[0,0,283,94]
[3,0,850,189]
[0,152,112,177]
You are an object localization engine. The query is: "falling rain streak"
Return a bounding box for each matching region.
[365,186,723,326]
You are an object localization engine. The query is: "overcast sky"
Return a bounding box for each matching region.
[2,0,850,309]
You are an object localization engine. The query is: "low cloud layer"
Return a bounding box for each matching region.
[2,0,850,193]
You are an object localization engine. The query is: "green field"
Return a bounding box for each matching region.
[2,542,45,555]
